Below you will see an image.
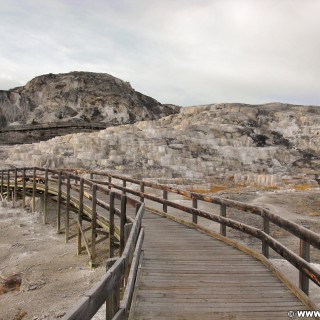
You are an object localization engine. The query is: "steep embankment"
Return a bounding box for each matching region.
[0,71,179,127]
[6,103,320,186]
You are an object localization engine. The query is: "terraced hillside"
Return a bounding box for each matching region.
[5,103,320,187]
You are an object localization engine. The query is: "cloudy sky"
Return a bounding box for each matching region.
[0,0,319,106]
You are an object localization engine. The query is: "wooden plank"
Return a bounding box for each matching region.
[90,184,97,267]
[63,258,125,320]
[120,195,127,255]
[130,211,310,319]
[121,228,144,311]
[133,303,304,312]
[0,170,3,198]
[4,169,318,320]
[65,174,70,242]
[56,170,62,233]
[109,191,115,258]
[32,168,36,212]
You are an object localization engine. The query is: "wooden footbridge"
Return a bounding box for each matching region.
[1,167,320,319]
[0,121,108,144]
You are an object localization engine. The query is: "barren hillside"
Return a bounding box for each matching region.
[5,103,320,187]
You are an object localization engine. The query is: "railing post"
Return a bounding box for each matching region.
[192,197,198,224]
[262,217,270,258]
[108,175,112,190]
[56,171,62,233]
[106,284,120,320]
[7,169,10,201]
[135,203,141,216]
[75,174,78,185]
[300,226,310,295]
[120,195,127,255]
[89,172,93,191]
[163,190,168,213]
[32,167,36,212]
[140,182,144,202]
[0,170,3,199]
[109,192,115,258]
[65,174,70,242]
[14,168,18,204]
[43,169,48,224]
[122,180,126,195]
[90,184,97,268]
[77,178,84,255]
[220,204,227,236]
[22,168,26,208]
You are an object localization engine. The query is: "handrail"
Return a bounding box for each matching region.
[67,169,320,249]
[62,204,145,320]
[1,167,320,316]
[0,121,107,132]
[62,168,320,297]
[0,167,145,320]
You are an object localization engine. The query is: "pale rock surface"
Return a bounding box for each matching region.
[0,72,179,127]
[6,103,320,187]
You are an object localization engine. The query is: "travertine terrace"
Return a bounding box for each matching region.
[5,103,320,188]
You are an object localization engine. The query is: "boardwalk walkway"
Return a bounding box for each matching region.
[1,168,318,319]
[129,211,306,320]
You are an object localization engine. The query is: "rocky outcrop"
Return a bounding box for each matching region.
[0,91,34,126]
[6,103,320,186]
[0,72,180,127]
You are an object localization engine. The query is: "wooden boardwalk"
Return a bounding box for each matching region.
[129,211,306,320]
[1,168,319,319]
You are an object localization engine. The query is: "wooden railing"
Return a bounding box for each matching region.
[65,168,320,298]
[0,121,109,144]
[63,204,144,320]
[0,121,107,133]
[1,167,320,317]
[0,167,144,320]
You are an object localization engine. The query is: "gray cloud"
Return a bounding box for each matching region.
[0,0,319,106]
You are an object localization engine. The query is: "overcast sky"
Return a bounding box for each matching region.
[0,0,319,106]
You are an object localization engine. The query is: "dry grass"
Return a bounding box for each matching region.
[183,184,228,199]
[185,183,280,198]
[308,212,320,217]
[187,185,228,194]
[293,184,312,191]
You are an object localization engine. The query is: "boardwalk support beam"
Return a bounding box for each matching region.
[0,170,3,199]
[7,169,10,201]
[77,178,84,255]
[32,168,36,212]
[90,184,97,268]
[65,174,70,242]
[120,195,127,255]
[22,168,26,208]
[43,169,48,224]
[109,192,115,258]
[14,168,18,204]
